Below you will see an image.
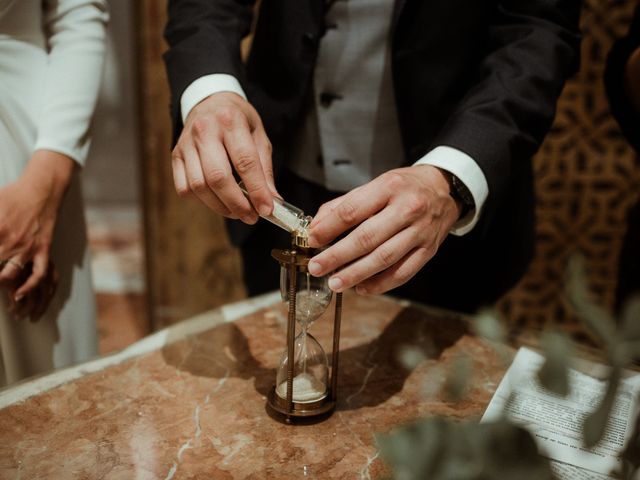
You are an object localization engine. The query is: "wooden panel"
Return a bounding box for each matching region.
[136,1,246,329]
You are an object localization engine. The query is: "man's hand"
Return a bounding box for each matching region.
[306,165,462,295]
[171,92,278,223]
[0,150,74,301]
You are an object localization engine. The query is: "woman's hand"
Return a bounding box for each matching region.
[0,150,75,302]
[2,261,59,322]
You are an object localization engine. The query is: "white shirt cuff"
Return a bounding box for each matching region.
[180,74,247,124]
[414,145,489,236]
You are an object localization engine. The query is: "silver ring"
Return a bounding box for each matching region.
[7,259,24,270]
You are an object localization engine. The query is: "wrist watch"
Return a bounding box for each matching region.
[445,171,474,219]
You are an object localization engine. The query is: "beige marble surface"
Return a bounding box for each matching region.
[0,292,510,479]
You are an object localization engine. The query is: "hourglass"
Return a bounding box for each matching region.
[267,235,343,422]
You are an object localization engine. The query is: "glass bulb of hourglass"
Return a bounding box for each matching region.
[280,266,332,328]
[277,261,333,403]
[276,331,328,402]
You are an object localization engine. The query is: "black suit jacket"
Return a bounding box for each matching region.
[163,0,582,303]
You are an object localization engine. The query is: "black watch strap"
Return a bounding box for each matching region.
[446,171,474,219]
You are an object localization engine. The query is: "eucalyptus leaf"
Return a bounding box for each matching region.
[538,331,572,397]
[398,345,427,371]
[620,294,640,346]
[377,418,556,480]
[422,365,446,399]
[565,254,618,348]
[443,355,472,402]
[583,366,622,448]
[472,308,507,344]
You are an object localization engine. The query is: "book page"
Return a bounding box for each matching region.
[550,461,616,479]
[482,347,640,477]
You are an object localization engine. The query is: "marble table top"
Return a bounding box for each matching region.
[0,291,510,479]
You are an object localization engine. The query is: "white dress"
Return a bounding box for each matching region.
[0,0,108,385]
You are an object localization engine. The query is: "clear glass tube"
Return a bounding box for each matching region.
[238,182,312,238]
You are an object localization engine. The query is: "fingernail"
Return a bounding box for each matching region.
[14,294,23,302]
[308,260,321,276]
[258,203,271,217]
[241,215,257,225]
[328,277,343,292]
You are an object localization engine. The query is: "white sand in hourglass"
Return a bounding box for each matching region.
[276,372,327,403]
[295,289,330,325]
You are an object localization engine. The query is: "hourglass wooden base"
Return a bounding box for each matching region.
[266,387,336,420]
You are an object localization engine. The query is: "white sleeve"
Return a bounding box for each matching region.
[414,146,489,236]
[180,74,247,124]
[34,0,109,166]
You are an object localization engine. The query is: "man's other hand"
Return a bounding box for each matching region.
[306,165,461,295]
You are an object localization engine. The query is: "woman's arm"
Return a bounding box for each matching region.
[0,0,108,314]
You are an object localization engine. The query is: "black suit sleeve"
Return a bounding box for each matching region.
[434,0,582,213]
[163,0,256,141]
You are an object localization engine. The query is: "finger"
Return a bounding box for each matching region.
[11,291,34,320]
[30,284,51,322]
[50,262,60,292]
[308,205,410,277]
[0,257,27,284]
[171,152,190,197]
[28,262,57,322]
[181,144,239,219]
[310,182,370,229]
[223,121,273,217]
[194,135,257,222]
[14,252,48,300]
[357,246,434,295]
[253,128,278,198]
[309,194,347,230]
[307,181,389,248]
[323,226,428,293]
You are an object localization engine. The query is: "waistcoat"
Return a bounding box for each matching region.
[287,0,405,192]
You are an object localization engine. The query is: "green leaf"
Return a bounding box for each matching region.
[620,294,640,345]
[537,331,572,397]
[583,366,622,448]
[443,355,472,402]
[565,254,618,349]
[377,418,556,480]
[472,308,507,344]
[397,345,427,371]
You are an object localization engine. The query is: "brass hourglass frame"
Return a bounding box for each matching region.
[267,238,343,423]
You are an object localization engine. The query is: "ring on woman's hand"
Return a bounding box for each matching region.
[6,259,24,270]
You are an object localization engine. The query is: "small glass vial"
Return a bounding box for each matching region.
[238,182,312,245]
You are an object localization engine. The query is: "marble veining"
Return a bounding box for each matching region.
[0,292,511,479]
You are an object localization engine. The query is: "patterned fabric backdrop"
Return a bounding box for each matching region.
[497,0,640,341]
